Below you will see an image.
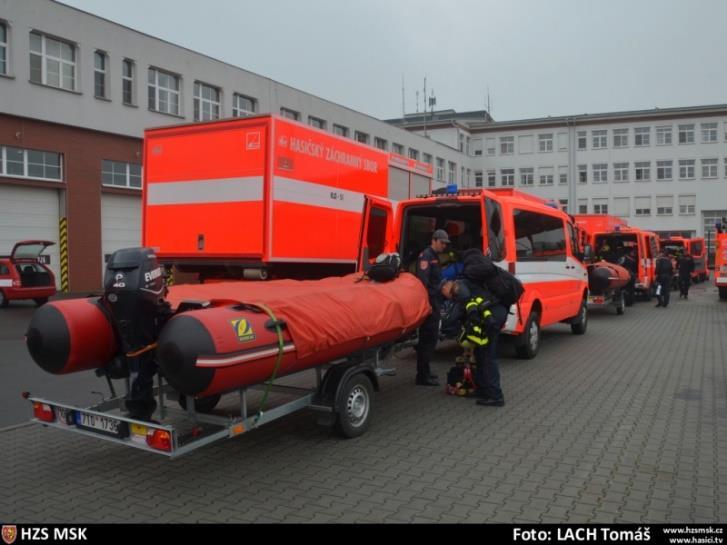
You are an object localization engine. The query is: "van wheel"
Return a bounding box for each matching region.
[34,297,49,307]
[571,299,588,334]
[0,291,7,308]
[615,291,625,315]
[515,311,540,359]
[335,373,373,438]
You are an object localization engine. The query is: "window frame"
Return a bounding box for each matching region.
[147,67,181,116]
[94,50,109,99]
[0,20,9,76]
[513,209,567,262]
[232,93,257,117]
[122,58,135,106]
[101,159,142,190]
[1,146,63,182]
[29,31,77,91]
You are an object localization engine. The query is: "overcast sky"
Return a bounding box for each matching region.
[59,0,727,122]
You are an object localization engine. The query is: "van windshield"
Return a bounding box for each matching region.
[400,203,483,269]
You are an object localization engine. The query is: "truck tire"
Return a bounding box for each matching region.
[335,373,373,438]
[0,290,7,308]
[571,299,588,334]
[616,291,625,315]
[515,310,540,359]
[720,287,727,301]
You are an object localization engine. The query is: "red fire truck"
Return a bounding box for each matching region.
[714,220,727,299]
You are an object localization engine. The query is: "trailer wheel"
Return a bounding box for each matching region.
[0,290,7,308]
[571,299,588,335]
[720,287,727,301]
[335,373,373,438]
[178,393,221,413]
[624,288,635,307]
[515,310,540,359]
[616,291,625,315]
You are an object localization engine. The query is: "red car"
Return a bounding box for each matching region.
[0,240,57,307]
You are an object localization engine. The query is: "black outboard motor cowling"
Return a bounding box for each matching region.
[103,247,171,354]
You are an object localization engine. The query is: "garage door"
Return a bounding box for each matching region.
[0,185,61,287]
[101,194,142,274]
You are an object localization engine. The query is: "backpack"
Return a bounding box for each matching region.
[366,253,402,282]
[490,266,525,308]
[462,249,525,308]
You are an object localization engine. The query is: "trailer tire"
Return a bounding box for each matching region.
[0,290,7,308]
[515,310,540,359]
[624,288,635,307]
[616,291,625,315]
[34,297,49,307]
[335,373,373,438]
[720,287,727,300]
[178,393,221,413]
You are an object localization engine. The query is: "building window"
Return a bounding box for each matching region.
[558,165,568,185]
[355,131,370,145]
[487,170,496,187]
[279,107,299,121]
[592,163,608,183]
[656,195,673,216]
[122,59,135,105]
[422,153,432,165]
[500,136,514,155]
[593,199,608,215]
[702,122,718,143]
[392,142,404,155]
[0,22,7,75]
[102,160,141,189]
[519,167,534,186]
[614,162,629,182]
[578,199,588,214]
[448,161,456,184]
[538,134,553,153]
[634,197,651,217]
[94,50,108,99]
[539,167,554,186]
[465,136,471,156]
[458,133,464,152]
[592,130,607,149]
[333,124,350,138]
[501,168,514,187]
[578,164,587,184]
[656,126,672,145]
[232,93,256,117]
[1,146,62,181]
[613,128,628,148]
[634,127,650,146]
[656,160,673,181]
[308,116,326,130]
[193,82,221,121]
[148,67,180,115]
[436,158,445,182]
[29,31,76,91]
[702,158,718,178]
[679,159,695,179]
[374,137,388,151]
[408,148,419,160]
[678,124,695,144]
[577,131,587,150]
[634,161,651,181]
[486,138,496,156]
[613,197,630,217]
[678,194,696,215]
[474,171,483,187]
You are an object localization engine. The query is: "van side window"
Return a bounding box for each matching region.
[692,241,702,255]
[0,263,8,275]
[513,209,567,262]
[567,222,580,257]
[649,237,658,258]
[485,198,506,261]
[367,206,388,259]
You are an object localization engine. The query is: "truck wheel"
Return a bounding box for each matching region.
[335,373,373,438]
[34,297,49,307]
[0,290,7,308]
[515,311,540,359]
[571,299,588,334]
[720,287,727,301]
[178,393,221,413]
[616,291,625,315]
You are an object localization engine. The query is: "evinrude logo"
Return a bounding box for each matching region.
[144,268,163,283]
[230,318,256,343]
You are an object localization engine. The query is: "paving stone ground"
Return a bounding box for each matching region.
[2,283,726,523]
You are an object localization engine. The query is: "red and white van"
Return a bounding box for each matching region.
[661,236,707,283]
[359,188,590,359]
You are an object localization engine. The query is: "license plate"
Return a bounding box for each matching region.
[75,412,129,438]
[589,296,605,304]
[55,407,74,426]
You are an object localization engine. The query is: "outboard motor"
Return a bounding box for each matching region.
[102,248,172,419]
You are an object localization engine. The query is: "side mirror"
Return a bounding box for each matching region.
[583,244,593,261]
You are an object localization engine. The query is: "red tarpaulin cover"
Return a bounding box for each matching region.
[166,273,431,358]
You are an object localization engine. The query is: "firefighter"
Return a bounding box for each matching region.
[677,251,695,299]
[413,229,450,386]
[618,249,638,305]
[655,250,674,308]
